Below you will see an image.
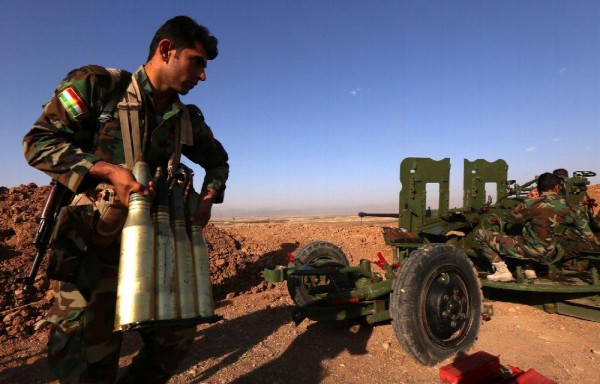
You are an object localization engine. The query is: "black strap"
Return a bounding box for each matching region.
[98,70,133,124]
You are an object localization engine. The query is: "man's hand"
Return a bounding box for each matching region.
[193,188,217,227]
[89,161,150,206]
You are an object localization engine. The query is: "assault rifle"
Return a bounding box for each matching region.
[15,180,74,288]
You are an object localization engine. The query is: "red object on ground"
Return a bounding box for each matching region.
[500,366,558,384]
[439,351,501,384]
[439,351,558,384]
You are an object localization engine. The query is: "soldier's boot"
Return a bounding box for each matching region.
[487,262,515,282]
[524,269,537,279]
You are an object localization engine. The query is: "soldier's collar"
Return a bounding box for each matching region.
[134,65,185,119]
[540,191,559,198]
[134,66,154,97]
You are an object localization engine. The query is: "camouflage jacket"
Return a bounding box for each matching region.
[509,191,598,252]
[23,65,229,194]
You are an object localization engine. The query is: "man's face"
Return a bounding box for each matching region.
[165,41,208,95]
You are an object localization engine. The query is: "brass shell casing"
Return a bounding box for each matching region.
[170,183,198,319]
[115,161,155,331]
[189,225,214,316]
[187,191,215,317]
[172,219,198,319]
[153,207,178,320]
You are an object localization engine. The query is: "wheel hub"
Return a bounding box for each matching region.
[424,270,470,344]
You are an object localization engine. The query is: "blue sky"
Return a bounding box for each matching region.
[1,1,599,216]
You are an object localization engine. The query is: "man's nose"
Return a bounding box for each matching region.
[198,70,206,82]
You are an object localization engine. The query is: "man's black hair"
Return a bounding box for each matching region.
[537,172,561,192]
[552,168,569,180]
[147,16,218,61]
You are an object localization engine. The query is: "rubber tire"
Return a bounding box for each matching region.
[287,241,350,307]
[390,243,482,366]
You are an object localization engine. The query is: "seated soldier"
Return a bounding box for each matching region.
[475,172,600,282]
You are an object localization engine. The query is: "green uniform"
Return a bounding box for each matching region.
[24,65,228,192]
[475,191,599,263]
[23,65,229,383]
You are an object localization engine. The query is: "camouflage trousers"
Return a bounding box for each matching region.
[474,228,547,263]
[45,243,196,384]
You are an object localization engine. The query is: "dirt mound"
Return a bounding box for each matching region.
[0,184,283,343]
[587,184,600,215]
[0,184,52,342]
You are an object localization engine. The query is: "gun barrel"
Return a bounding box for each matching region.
[358,212,400,218]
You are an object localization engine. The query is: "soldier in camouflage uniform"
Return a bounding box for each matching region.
[475,172,599,282]
[526,168,569,199]
[22,16,229,384]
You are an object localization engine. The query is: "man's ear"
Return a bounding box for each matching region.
[553,184,561,193]
[157,39,173,62]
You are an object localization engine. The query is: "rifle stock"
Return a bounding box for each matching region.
[16,181,73,287]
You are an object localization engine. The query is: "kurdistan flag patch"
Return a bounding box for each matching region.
[58,87,88,119]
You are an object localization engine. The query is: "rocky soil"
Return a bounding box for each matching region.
[0,183,599,383]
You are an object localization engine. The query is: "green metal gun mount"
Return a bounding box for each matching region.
[262,158,600,366]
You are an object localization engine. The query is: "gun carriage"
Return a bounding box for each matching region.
[262,158,600,366]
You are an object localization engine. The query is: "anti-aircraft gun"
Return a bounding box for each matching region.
[262,157,600,366]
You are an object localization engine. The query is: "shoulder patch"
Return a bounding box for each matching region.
[58,86,88,120]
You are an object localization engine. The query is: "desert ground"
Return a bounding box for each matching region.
[1,184,599,383]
